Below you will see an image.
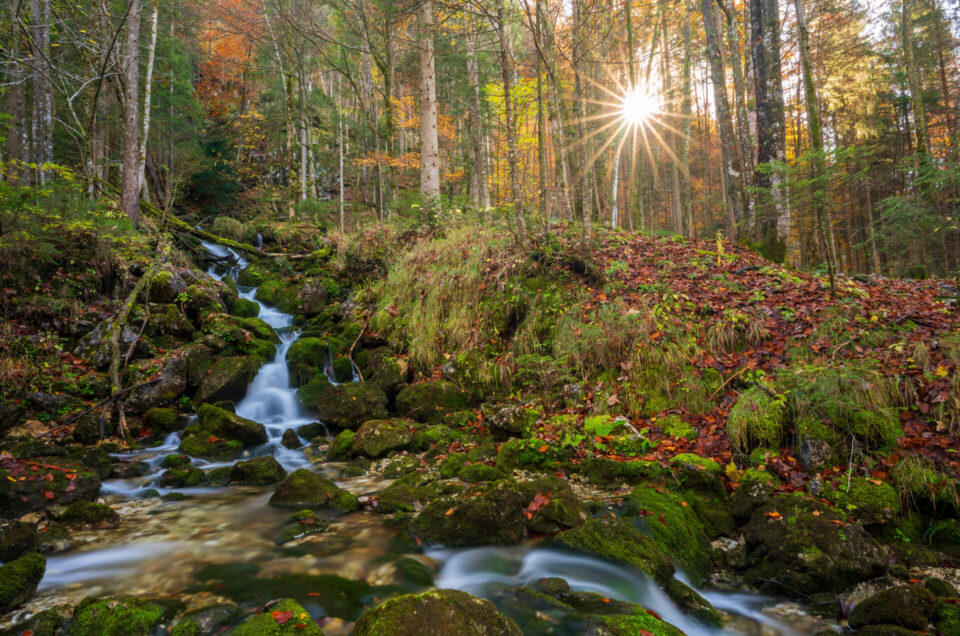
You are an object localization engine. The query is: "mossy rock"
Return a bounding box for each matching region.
[160,467,207,488]
[514,476,588,534]
[664,578,723,626]
[352,589,521,636]
[377,472,439,514]
[485,405,541,437]
[583,414,626,437]
[748,447,779,466]
[352,420,412,458]
[177,435,243,461]
[440,453,468,479]
[193,403,268,445]
[576,457,661,488]
[269,468,359,513]
[0,552,45,613]
[626,485,713,586]
[730,467,781,521]
[0,521,42,562]
[5,605,72,636]
[71,596,182,636]
[278,278,329,318]
[411,481,528,546]
[230,298,260,318]
[925,577,958,598]
[659,414,696,439]
[495,439,571,473]
[395,380,470,424]
[61,501,120,528]
[411,425,461,452]
[194,356,260,405]
[935,600,960,635]
[275,510,326,545]
[237,264,269,286]
[727,386,785,452]
[366,347,407,397]
[554,517,674,584]
[327,429,355,460]
[0,457,101,520]
[171,604,239,636]
[457,463,505,483]
[229,456,288,485]
[669,453,723,494]
[823,477,900,525]
[314,382,389,430]
[254,279,289,305]
[280,429,301,449]
[182,344,214,390]
[143,407,181,434]
[848,585,936,630]
[226,598,323,635]
[742,493,887,595]
[295,374,334,413]
[382,455,422,479]
[285,337,330,387]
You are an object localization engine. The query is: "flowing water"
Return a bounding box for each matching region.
[9,244,835,635]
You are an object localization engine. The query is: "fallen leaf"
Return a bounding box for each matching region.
[765,511,782,519]
[272,610,293,624]
[445,508,454,516]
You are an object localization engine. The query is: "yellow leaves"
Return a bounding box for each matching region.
[936,364,950,378]
[444,507,455,516]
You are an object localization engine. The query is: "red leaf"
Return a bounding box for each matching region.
[271,610,293,624]
[43,490,55,500]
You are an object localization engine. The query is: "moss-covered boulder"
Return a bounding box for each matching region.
[742,494,887,595]
[485,405,540,437]
[194,403,268,445]
[281,429,301,449]
[230,297,260,318]
[659,414,697,440]
[72,596,181,636]
[314,382,389,430]
[457,463,505,483]
[410,425,462,452]
[296,374,334,412]
[0,457,101,520]
[229,456,288,485]
[143,407,181,434]
[278,278,328,317]
[366,347,407,397]
[823,477,900,525]
[626,485,713,586]
[353,589,521,636]
[730,468,781,521]
[194,356,259,404]
[664,579,723,626]
[171,603,239,636]
[177,435,243,461]
[669,453,723,494]
[182,344,214,391]
[555,517,675,584]
[0,552,45,613]
[848,585,936,630]
[0,521,42,561]
[268,469,359,513]
[352,420,412,458]
[576,457,662,488]
[285,337,330,386]
[61,501,120,528]
[237,264,269,287]
[495,438,572,473]
[514,476,588,534]
[327,429,355,460]
[412,481,528,546]
[160,467,207,488]
[226,598,323,635]
[727,386,786,452]
[254,279,289,305]
[395,380,470,424]
[377,472,439,514]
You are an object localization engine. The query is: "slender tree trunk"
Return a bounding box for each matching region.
[337,74,345,233]
[31,0,53,184]
[701,0,744,238]
[662,16,683,234]
[902,0,928,162]
[418,0,441,208]
[498,0,525,241]
[467,29,490,211]
[725,4,754,219]
[573,0,591,255]
[535,2,549,223]
[121,0,142,225]
[680,13,694,237]
[137,0,159,200]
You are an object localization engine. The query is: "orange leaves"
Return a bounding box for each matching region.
[765,511,782,519]
[271,610,293,625]
[445,507,455,516]
[524,492,551,520]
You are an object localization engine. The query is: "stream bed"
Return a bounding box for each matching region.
[8,244,833,635]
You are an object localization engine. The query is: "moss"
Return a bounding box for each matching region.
[935,601,960,635]
[554,517,675,584]
[160,467,207,488]
[513,476,588,533]
[411,425,461,452]
[314,382,389,430]
[583,414,625,437]
[495,438,571,473]
[576,457,661,488]
[296,374,334,412]
[254,279,288,305]
[848,585,937,630]
[161,453,191,469]
[285,337,329,386]
[440,453,468,478]
[823,477,900,525]
[237,264,269,286]
[229,456,288,485]
[626,485,713,586]
[669,453,722,493]
[748,447,779,466]
[194,356,260,404]
[352,420,412,458]
[412,481,528,545]
[664,579,722,626]
[727,386,786,452]
[269,468,359,513]
[61,501,120,527]
[143,407,180,433]
[382,456,421,478]
[395,380,470,424]
[171,605,239,636]
[925,577,958,598]
[226,598,322,635]
[177,435,243,461]
[659,414,696,439]
[71,596,179,636]
[275,510,326,545]
[457,463,504,483]
[328,429,355,460]
[0,552,45,613]
[193,403,268,445]
[352,589,521,636]
[230,297,260,318]
[731,467,781,520]
[378,472,438,513]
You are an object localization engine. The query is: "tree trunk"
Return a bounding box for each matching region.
[138,0,159,200]
[902,0,928,161]
[680,13,694,237]
[121,0,142,226]
[418,0,441,209]
[701,0,744,238]
[725,4,754,220]
[573,0,591,256]
[535,2,549,223]
[751,0,788,261]
[467,29,490,211]
[31,0,53,184]
[497,0,525,241]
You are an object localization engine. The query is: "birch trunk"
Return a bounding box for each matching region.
[137,0,159,199]
[418,0,441,209]
[31,0,54,184]
[121,0,142,225]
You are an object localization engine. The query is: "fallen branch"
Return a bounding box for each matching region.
[36,378,162,439]
[347,322,367,382]
[709,365,750,400]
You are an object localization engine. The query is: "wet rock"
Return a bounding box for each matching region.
[280,278,328,317]
[74,322,151,370]
[742,494,887,595]
[229,297,260,318]
[60,501,119,528]
[353,589,521,636]
[226,598,322,635]
[182,344,214,390]
[71,596,182,636]
[5,604,71,636]
[485,405,540,437]
[366,347,407,398]
[160,467,207,488]
[237,264,268,287]
[148,270,188,303]
[377,472,439,514]
[554,517,675,584]
[0,552,45,613]
[194,403,268,445]
[160,454,192,469]
[0,457,101,520]
[848,585,936,630]
[575,457,662,488]
[275,510,326,544]
[352,419,412,458]
[382,455,422,479]
[26,391,74,414]
[514,476,587,534]
[194,356,259,405]
[314,382,388,429]
[395,380,470,424]
[142,407,181,434]
[664,579,723,626]
[229,456,287,485]
[412,480,529,546]
[327,429,355,460]
[281,429,301,449]
[269,468,359,513]
[171,603,239,636]
[126,357,188,413]
[0,521,43,561]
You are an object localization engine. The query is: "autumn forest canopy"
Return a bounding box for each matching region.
[3,0,960,634]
